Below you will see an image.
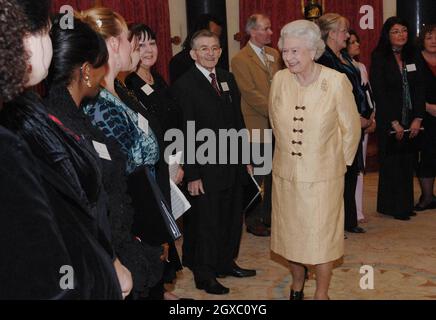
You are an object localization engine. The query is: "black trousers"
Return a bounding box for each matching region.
[245,142,273,227]
[377,130,416,217]
[344,162,359,230]
[183,183,243,283]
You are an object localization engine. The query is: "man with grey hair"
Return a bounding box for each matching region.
[171,29,256,295]
[231,14,282,237]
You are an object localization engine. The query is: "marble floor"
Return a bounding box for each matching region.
[170,173,436,300]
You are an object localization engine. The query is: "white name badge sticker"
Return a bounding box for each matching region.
[141,83,154,96]
[92,141,111,161]
[220,82,230,92]
[138,113,149,135]
[266,54,275,62]
[406,64,417,72]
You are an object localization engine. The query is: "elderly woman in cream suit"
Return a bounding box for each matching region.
[269,20,361,300]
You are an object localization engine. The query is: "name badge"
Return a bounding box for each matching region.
[406,64,417,72]
[92,141,111,161]
[138,113,149,135]
[266,54,275,62]
[141,83,154,96]
[220,82,230,92]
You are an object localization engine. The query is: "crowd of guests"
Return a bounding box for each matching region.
[0,0,434,300]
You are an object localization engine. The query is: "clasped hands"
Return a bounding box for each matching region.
[361,112,376,134]
[392,118,422,140]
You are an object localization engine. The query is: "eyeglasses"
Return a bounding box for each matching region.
[195,46,221,55]
[390,29,408,36]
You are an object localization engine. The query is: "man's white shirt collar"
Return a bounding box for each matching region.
[249,41,266,65]
[195,63,217,82]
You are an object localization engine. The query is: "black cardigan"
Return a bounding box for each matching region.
[370,48,426,128]
[46,86,163,294]
[0,125,75,299]
[1,92,122,299]
[317,46,371,118]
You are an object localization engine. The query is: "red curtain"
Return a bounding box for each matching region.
[101,0,172,82]
[51,0,95,12]
[51,0,172,82]
[239,0,383,68]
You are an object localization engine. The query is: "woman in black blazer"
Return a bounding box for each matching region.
[124,24,184,300]
[415,24,436,211]
[317,13,369,234]
[370,17,426,220]
[46,17,166,299]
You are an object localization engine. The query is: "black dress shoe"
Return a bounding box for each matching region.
[217,263,256,278]
[290,266,308,300]
[408,211,417,216]
[394,215,410,221]
[195,278,229,295]
[246,224,271,237]
[414,201,436,211]
[345,226,366,233]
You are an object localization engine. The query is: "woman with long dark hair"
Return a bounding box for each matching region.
[370,16,426,220]
[346,29,377,223]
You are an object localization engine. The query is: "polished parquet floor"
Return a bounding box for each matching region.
[170,173,436,300]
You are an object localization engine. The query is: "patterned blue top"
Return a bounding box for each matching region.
[83,88,159,174]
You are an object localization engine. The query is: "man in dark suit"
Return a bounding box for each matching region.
[171,30,256,295]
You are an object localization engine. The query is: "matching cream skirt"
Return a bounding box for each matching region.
[271,174,345,265]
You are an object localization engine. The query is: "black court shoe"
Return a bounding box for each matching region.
[290,266,308,300]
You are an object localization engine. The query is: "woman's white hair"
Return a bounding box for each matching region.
[278,20,325,60]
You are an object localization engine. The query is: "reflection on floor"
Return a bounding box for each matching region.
[170,173,436,300]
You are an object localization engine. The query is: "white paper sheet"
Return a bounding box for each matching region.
[170,179,191,220]
[168,151,183,182]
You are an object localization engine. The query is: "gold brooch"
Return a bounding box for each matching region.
[321,79,328,92]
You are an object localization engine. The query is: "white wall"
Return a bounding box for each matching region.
[226,0,240,70]
[383,0,397,22]
[169,0,188,55]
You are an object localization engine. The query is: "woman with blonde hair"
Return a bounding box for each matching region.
[317,13,369,233]
[81,7,182,300]
[270,19,360,300]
